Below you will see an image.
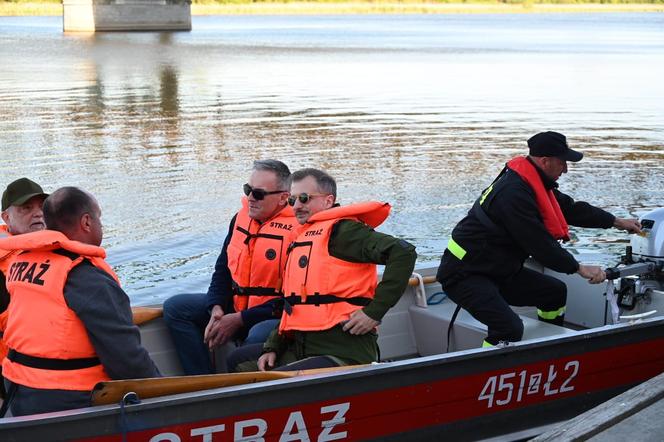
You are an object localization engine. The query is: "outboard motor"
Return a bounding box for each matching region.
[630,208,664,265]
[605,208,664,322]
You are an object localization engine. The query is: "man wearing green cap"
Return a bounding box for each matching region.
[1,178,48,237]
[0,178,49,399]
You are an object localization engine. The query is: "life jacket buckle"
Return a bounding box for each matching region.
[243,234,254,245]
[284,294,294,315]
[300,284,307,303]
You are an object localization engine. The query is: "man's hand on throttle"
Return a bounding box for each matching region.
[577,264,606,284]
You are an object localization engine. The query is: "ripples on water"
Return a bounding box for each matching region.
[1,14,663,304]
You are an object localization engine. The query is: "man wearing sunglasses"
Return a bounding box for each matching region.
[164,160,296,375]
[229,168,416,372]
[437,131,642,348]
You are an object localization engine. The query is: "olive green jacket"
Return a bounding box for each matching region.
[264,219,416,365]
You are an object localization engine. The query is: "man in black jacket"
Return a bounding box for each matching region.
[163,160,294,375]
[437,131,641,347]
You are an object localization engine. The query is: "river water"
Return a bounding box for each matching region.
[1,14,663,305]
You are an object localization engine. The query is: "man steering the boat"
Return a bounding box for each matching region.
[0,178,49,400]
[0,187,159,416]
[229,168,417,371]
[164,160,297,375]
[437,131,642,347]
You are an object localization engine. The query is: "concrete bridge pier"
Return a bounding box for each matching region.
[63,0,192,32]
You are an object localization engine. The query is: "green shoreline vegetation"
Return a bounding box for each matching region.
[1,0,663,16]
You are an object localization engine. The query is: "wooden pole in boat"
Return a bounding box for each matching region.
[91,365,369,406]
[407,275,437,286]
[131,306,163,326]
[112,277,433,405]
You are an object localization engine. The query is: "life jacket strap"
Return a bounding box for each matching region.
[471,198,508,237]
[282,293,372,315]
[236,226,285,245]
[287,240,313,255]
[7,349,101,371]
[232,282,281,297]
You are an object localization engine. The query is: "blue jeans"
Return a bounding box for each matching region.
[163,293,213,375]
[163,294,280,375]
[244,318,279,345]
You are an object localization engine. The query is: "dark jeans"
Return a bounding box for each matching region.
[3,380,90,417]
[245,319,280,345]
[444,267,566,345]
[227,343,341,373]
[163,293,278,375]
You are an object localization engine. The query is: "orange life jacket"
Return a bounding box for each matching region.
[507,156,570,241]
[0,230,116,391]
[226,198,297,312]
[0,225,15,365]
[279,201,391,333]
[0,225,14,262]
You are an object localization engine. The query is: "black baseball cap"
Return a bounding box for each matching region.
[528,131,583,162]
[2,178,48,211]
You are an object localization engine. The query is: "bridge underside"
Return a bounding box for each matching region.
[63,0,192,32]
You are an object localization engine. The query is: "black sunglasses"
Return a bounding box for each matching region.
[243,183,285,201]
[287,193,328,206]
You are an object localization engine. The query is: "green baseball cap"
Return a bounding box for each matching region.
[2,178,48,211]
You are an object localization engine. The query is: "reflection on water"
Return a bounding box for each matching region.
[1,15,663,304]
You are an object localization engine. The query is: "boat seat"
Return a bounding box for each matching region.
[139,317,184,376]
[408,299,575,356]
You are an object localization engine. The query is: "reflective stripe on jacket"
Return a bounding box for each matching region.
[279,201,391,333]
[438,156,589,286]
[447,156,570,262]
[0,230,116,391]
[227,198,297,312]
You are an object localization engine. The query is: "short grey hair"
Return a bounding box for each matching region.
[291,168,337,199]
[253,160,291,191]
